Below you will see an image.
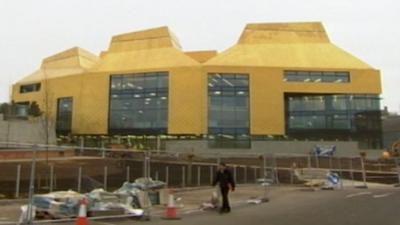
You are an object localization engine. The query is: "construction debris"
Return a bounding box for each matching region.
[29,178,166,220]
[33,190,84,219]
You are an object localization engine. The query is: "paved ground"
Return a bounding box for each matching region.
[2,183,399,225]
[61,187,400,225]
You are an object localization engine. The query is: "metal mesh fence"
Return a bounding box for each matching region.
[0,142,399,198]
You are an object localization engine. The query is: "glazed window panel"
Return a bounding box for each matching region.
[56,97,73,134]
[109,72,168,134]
[284,71,350,83]
[285,94,382,148]
[20,83,41,93]
[208,73,250,148]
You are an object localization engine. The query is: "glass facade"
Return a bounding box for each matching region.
[56,97,73,134]
[208,73,250,148]
[109,72,168,134]
[20,83,41,93]
[285,94,382,149]
[284,71,350,83]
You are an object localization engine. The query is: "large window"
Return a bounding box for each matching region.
[20,83,41,93]
[284,71,350,83]
[109,72,168,134]
[286,94,382,149]
[208,73,250,148]
[56,97,73,134]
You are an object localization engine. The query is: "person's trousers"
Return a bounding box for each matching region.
[220,187,230,211]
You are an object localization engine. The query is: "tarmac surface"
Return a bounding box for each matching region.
[1,182,399,225]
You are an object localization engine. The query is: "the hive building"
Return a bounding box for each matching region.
[11,22,382,154]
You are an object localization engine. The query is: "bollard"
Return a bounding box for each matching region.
[49,164,54,192]
[166,166,169,186]
[182,166,186,188]
[307,155,311,169]
[155,171,159,181]
[15,164,21,198]
[126,166,130,182]
[197,166,201,186]
[77,166,82,192]
[104,166,108,191]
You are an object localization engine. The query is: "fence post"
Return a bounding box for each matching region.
[315,154,319,168]
[394,157,400,185]
[54,173,57,189]
[262,154,266,178]
[273,154,280,185]
[210,165,214,185]
[77,166,82,192]
[49,164,54,192]
[187,157,193,186]
[349,158,354,187]
[244,166,247,183]
[254,167,257,182]
[217,153,221,165]
[360,156,367,188]
[155,171,159,181]
[233,166,237,183]
[126,166,130,182]
[143,153,147,178]
[104,166,108,191]
[15,164,21,198]
[165,166,169,186]
[101,140,106,158]
[182,166,186,188]
[79,136,84,156]
[197,166,201,186]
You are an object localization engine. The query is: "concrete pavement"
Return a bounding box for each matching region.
[2,184,399,225]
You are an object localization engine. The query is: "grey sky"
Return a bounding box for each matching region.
[1,0,399,112]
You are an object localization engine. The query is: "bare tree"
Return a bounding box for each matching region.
[39,68,55,163]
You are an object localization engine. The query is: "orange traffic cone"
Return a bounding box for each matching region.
[162,190,181,220]
[76,198,88,225]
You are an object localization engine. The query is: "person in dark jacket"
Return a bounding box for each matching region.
[213,162,236,213]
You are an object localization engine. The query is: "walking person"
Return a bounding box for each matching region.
[213,162,235,213]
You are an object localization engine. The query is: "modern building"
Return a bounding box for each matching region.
[11,22,383,154]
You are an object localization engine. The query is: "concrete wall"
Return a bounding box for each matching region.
[0,114,56,146]
[165,139,360,157]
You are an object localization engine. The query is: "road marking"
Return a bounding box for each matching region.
[95,222,117,225]
[184,209,202,214]
[373,193,393,198]
[345,191,372,198]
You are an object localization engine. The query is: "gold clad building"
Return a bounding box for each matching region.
[11,22,382,153]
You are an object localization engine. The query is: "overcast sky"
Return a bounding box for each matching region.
[1,0,399,112]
